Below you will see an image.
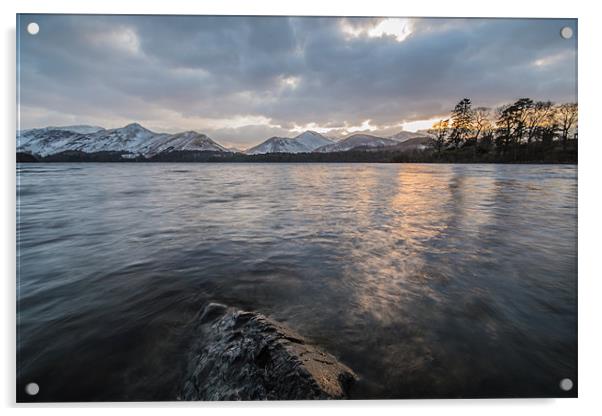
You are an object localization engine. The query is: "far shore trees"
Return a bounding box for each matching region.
[557,103,578,149]
[525,101,554,144]
[449,98,474,147]
[428,119,449,153]
[430,97,578,161]
[473,107,493,143]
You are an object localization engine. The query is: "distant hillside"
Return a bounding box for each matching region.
[246,131,333,154]
[314,134,399,152]
[18,123,434,160]
[18,123,232,158]
[388,130,432,142]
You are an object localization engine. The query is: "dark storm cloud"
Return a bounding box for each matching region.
[18,15,577,147]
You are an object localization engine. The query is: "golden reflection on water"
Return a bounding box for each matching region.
[338,165,450,323]
[391,165,453,243]
[337,165,499,324]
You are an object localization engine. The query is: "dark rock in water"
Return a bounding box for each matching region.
[180,303,357,400]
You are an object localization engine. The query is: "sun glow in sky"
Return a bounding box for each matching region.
[341,18,413,42]
[401,118,444,133]
[368,18,413,42]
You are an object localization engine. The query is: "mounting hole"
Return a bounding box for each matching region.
[25,382,39,396]
[560,26,573,40]
[559,378,573,391]
[27,22,40,35]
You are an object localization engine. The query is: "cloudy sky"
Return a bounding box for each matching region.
[18,15,577,148]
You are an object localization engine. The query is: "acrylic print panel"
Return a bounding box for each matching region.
[16,14,578,402]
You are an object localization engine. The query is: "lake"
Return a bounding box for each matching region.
[16,163,577,400]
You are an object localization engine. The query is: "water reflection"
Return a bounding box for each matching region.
[17,163,577,401]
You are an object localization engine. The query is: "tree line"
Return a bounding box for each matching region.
[428,98,577,161]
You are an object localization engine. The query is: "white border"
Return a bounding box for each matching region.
[2,1,601,415]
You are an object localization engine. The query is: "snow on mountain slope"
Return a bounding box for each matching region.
[19,125,105,136]
[292,131,334,150]
[18,124,431,158]
[245,137,307,154]
[314,134,398,153]
[388,130,432,143]
[245,131,333,154]
[48,125,106,134]
[18,129,89,157]
[142,131,230,154]
[80,123,169,154]
[17,123,231,157]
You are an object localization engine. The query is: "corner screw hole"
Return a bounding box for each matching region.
[559,378,573,391]
[25,382,39,396]
[27,22,40,35]
[560,26,573,39]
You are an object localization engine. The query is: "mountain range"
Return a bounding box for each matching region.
[17,123,432,158]
[245,131,335,154]
[18,123,230,157]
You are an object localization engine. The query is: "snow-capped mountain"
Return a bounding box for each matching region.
[19,125,105,136]
[49,125,106,134]
[245,131,334,155]
[314,134,398,153]
[82,123,169,154]
[17,123,231,157]
[291,131,334,150]
[142,131,230,154]
[388,130,432,143]
[17,123,432,159]
[245,137,307,155]
[18,129,85,157]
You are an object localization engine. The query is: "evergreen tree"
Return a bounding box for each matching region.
[449,98,473,147]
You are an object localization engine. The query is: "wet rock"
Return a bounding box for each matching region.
[180,303,357,400]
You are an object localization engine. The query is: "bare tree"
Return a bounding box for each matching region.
[473,107,492,142]
[557,103,578,149]
[428,119,449,153]
[525,101,554,144]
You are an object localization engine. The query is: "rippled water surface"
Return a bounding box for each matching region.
[17,163,577,401]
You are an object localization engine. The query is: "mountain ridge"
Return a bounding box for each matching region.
[18,124,231,157]
[315,134,399,153]
[245,130,334,154]
[17,123,432,158]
